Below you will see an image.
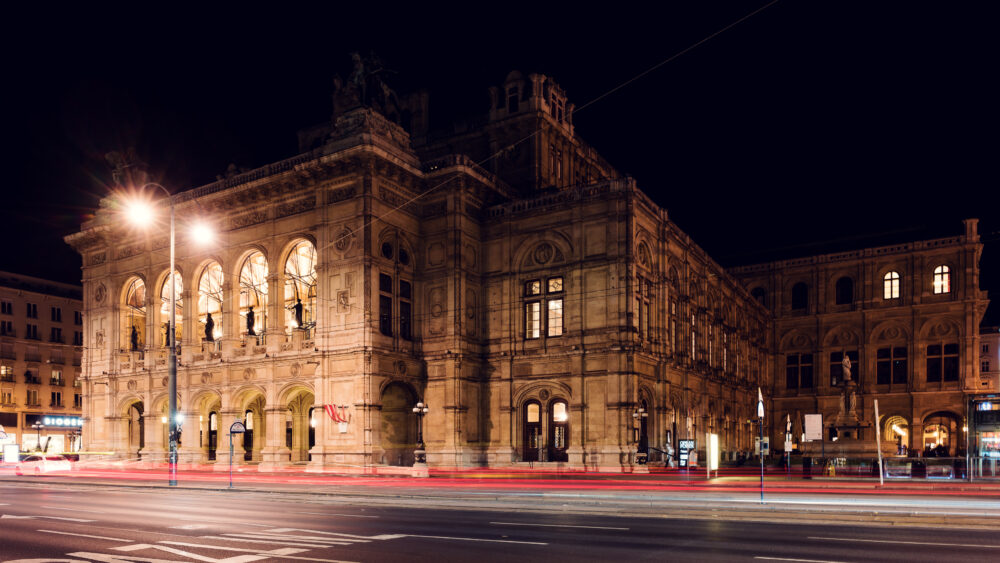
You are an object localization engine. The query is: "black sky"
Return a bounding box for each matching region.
[3,3,997,320]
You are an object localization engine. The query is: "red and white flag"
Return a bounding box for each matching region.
[325,404,349,423]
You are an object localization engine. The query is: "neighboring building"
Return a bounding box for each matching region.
[730,220,991,457]
[0,272,84,453]
[981,325,1000,393]
[65,68,771,471]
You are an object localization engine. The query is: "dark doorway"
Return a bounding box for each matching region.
[208,411,217,461]
[522,401,541,462]
[380,382,416,466]
[243,410,254,461]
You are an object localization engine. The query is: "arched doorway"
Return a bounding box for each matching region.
[522,401,541,462]
[923,412,960,456]
[380,382,416,466]
[242,395,265,462]
[282,387,315,462]
[882,415,909,455]
[548,399,569,462]
[126,401,144,458]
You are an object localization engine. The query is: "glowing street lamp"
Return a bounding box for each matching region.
[123,183,211,487]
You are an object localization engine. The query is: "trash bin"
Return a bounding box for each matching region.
[803,456,812,479]
[911,460,926,479]
[953,458,967,479]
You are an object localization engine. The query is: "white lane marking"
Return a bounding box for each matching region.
[808,536,1000,549]
[406,534,548,545]
[754,558,849,563]
[249,532,371,544]
[264,528,403,541]
[114,543,279,562]
[1,514,94,522]
[293,511,379,518]
[158,541,307,554]
[222,533,355,546]
[41,505,106,513]
[200,535,335,548]
[38,529,132,542]
[172,524,210,529]
[490,521,629,531]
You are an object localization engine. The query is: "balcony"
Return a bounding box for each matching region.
[25,376,41,385]
[49,378,65,386]
[50,401,64,408]
[0,374,14,383]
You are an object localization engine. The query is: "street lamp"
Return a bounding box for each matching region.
[124,183,212,487]
[633,407,648,465]
[412,402,429,465]
[31,422,45,451]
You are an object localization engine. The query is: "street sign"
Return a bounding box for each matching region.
[804,414,823,441]
[229,421,246,434]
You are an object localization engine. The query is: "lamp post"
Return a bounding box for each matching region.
[632,407,648,465]
[412,402,428,465]
[125,183,178,486]
[32,421,45,451]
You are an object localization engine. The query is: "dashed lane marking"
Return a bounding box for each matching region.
[406,534,548,545]
[38,529,132,542]
[199,535,336,548]
[490,521,629,530]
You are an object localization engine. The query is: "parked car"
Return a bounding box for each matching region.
[15,454,72,475]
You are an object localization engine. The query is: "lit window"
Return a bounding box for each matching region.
[552,401,568,422]
[933,265,951,294]
[883,271,900,299]
[547,299,563,337]
[525,302,541,339]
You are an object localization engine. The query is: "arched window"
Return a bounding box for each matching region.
[198,262,224,342]
[835,277,853,305]
[122,278,146,350]
[549,399,569,462]
[933,265,951,294]
[751,287,766,306]
[883,271,900,300]
[240,252,268,339]
[284,240,317,334]
[522,401,541,462]
[791,282,808,310]
[159,271,183,346]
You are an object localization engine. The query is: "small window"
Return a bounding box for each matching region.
[984,361,992,373]
[883,271,900,300]
[547,299,563,337]
[381,242,394,260]
[552,401,568,422]
[525,302,541,339]
[0,301,11,315]
[877,346,908,385]
[74,311,83,325]
[791,283,808,310]
[51,307,62,322]
[26,303,38,319]
[525,280,541,296]
[399,249,410,266]
[547,277,563,293]
[526,402,540,423]
[933,265,951,294]
[379,273,393,294]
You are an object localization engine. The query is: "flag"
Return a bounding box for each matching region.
[757,387,764,419]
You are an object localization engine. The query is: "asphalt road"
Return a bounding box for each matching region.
[2,482,1000,562]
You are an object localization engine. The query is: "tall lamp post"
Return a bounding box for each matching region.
[125,183,186,486]
[412,402,429,465]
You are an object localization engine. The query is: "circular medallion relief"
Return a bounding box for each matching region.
[127,380,137,391]
[243,368,255,381]
[539,389,550,401]
[161,376,168,387]
[290,363,301,377]
[534,243,554,265]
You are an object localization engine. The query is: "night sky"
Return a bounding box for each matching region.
[3,3,997,321]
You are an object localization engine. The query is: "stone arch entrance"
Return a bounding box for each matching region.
[242,395,266,462]
[922,411,961,456]
[380,382,416,466]
[123,400,144,459]
[280,386,315,463]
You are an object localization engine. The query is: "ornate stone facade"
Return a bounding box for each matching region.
[730,219,990,456]
[66,71,771,471]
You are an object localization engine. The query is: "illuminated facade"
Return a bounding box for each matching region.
[730,220,990,457]
[66,70,771,471]
[0,272,84,453]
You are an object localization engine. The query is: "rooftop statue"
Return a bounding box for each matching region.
[332,51,400,122]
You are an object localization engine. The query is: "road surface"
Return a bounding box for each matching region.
[2,481,999,562]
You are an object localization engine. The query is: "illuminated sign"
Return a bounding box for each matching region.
[42,416,82,427]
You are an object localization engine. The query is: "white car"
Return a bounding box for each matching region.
[15,454,73,475]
